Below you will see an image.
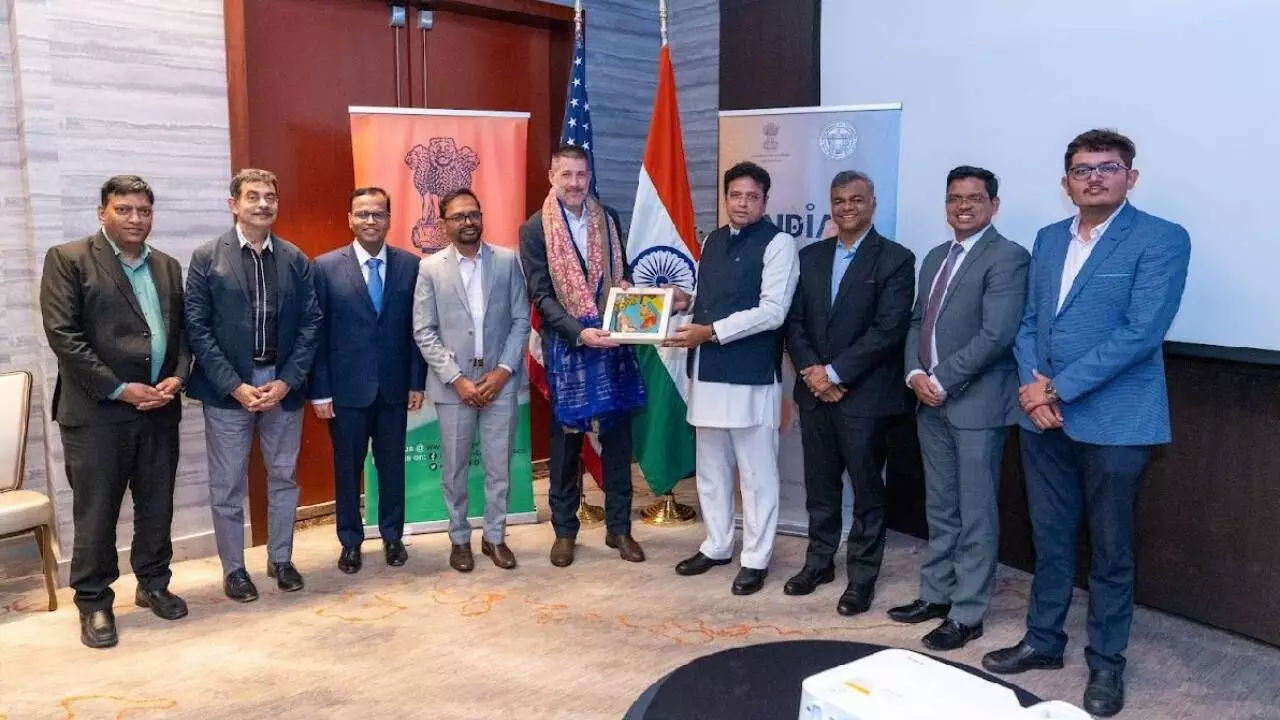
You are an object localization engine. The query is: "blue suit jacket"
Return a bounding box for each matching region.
[185,229,322,411]
[1013,203,1190,445]
[309,242,426,407]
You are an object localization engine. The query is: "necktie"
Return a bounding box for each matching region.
[366,257,384,314]
[918,243,964,370]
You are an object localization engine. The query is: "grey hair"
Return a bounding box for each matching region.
[830,170,875,195]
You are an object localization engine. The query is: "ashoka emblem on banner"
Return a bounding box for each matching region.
[631,246,697,292]
[819,121,858,160]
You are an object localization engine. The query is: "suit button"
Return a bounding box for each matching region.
[144,355,151,362]
[143,330,150,337]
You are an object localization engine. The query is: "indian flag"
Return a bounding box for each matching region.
[626,43,698,496]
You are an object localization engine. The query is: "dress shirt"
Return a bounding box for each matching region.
[236,224,278,365]
[313,240,388,406]
[686,230,800,429]
[104,230,167,400]
[564,203,590,263]
[905,225,988,396]
[1057,202,1127,313]
[825,228,870,385]
[447,246,513,385]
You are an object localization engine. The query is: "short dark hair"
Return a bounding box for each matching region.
[723,161,771,197]
[551,144,589,166]
[100,175,154,206]
[230,168,278,199]
[946,166,998,199]
[1064,129,1136,172]
[830,170,875,194]
[439,188,481,217]
[350,186,391,213]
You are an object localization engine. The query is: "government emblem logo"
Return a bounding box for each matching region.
[819,121,857,160]
[762,122,780,153]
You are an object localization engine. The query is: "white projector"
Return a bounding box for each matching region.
[798,648,1093,720]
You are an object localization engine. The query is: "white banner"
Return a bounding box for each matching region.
[718,104,903,535]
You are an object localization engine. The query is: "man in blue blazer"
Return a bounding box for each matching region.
[310,187,426,574]
[982,130,1191,718]
[186,169,322,602]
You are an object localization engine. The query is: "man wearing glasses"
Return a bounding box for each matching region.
[982,130,1191,717]
[416,189,530,571]
[310,187,425,574]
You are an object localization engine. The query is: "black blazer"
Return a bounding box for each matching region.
[309,243,426,407]
[184,228,322,411]
[40,231,191,427]
[518,205,628,343]
[785,228,916,416]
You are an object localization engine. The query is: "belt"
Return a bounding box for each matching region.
[252,358,276,368]
[469,358,485,368]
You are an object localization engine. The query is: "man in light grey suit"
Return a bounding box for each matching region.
[414,188,530,572]
[887,166,1029,651]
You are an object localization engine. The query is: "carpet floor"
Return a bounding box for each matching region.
[2,477,1278,720]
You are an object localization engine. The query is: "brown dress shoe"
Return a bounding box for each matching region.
[482,540,517,569]
[605,533,645,563]
[550,537,575,567]
[449,543,474,573]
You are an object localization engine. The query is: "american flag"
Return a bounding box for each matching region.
[559,22,599,198]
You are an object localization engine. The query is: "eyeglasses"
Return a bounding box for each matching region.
[352,211,389,221]
[727,191,763,203]
[444,211,483,224]
[1067,162,1128,181]
[945,193,990,206]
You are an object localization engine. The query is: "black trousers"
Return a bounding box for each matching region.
[328,399,407,549]
[548,415,633,538]
[799,405,889,589]
[60,416,179,613]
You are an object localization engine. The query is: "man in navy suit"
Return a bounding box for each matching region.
[982,130,1191,718]
[310,187,425,574]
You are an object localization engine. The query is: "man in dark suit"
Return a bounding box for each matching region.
[310,187,425,574]
[40,175,191,649]
[519,144,645,568]
[783,170,915,616]
[185,168,322,602]
[888,166,1029,651]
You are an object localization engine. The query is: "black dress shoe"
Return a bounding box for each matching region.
[981,642,1064,675]
[266,561,304,592]
[887,598,951,624]
[783,565,835,596]
[674,552,732,576]
[338,546,362,574]
[134,587,189,620]
[223,569,259,603]
[922,619,983,651]
[1083,669,1125,717]
[837,585,874,616]
[384,540,408,567]
[731,567,767,595]
[80,609,118,649]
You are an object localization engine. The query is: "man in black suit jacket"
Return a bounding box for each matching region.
[518,144,645,568]
[40,175,192,649]
[185,169,321,602]
[783,170,915,616]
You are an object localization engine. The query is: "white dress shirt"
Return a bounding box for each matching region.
[1057,202,1127,313]
[458,251,485,358]
[905,225,989,395]
[313,240,388,406]
[565,205,590,262]
[686,230,800,429]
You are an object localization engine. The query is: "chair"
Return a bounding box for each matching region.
[0,370,58,611]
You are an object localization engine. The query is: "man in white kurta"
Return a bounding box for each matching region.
[667,162,799,595]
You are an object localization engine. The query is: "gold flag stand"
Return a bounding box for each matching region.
[576,471,605,526]
[641,492,696,526]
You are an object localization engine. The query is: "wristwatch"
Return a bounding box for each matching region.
[1044,381,1058,403]
[708,326,719,344]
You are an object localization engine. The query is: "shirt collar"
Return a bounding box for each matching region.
[352,239,388,265]
[236,223,274,252]
[952,224,991,250]
[835,227,872,255]
[1069,201,1127,244]
[101,227,151,263]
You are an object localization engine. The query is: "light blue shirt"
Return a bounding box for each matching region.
[105,232,167,399]
[826,229,871,385]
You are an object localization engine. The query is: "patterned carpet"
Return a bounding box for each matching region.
[2,477,1278,720]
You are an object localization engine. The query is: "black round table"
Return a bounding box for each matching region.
[626,640,1041,719]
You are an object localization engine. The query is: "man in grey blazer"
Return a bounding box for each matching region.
[414,189,530,572]
[888,166,1029,651]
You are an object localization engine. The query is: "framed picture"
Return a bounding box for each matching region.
[602,287,675,344]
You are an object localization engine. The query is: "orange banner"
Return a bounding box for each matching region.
[349,109,529,255]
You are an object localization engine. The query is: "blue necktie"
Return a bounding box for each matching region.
[366,257,384,314]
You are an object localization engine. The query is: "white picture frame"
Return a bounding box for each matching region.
[601,287,675,344]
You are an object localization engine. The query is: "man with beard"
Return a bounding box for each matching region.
[185,169,322,602]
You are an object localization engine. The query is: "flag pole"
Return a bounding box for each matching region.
[641,0,696,527]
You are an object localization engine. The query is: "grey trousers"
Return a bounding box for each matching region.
[916,404,1009,625]
[434,367,516,545]
[203,366,303,575]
